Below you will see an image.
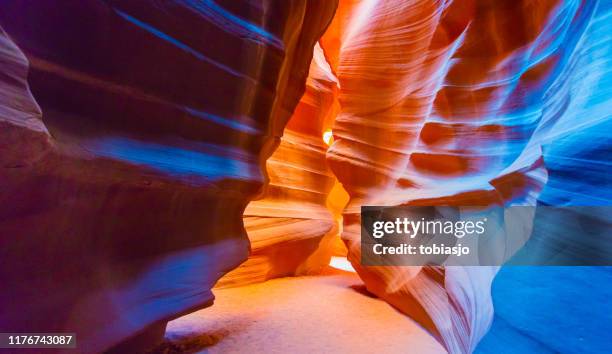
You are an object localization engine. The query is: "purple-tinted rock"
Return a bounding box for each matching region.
[0,1,337,352]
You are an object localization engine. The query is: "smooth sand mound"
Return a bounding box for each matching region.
[155,271,445,353]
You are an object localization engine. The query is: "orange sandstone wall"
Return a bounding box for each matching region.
[220,44,341,287]
[319,0,587,353]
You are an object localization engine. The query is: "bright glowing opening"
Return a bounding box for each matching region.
[323,129,333,145]
[329,256,356,272]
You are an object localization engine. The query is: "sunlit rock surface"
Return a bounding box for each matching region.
[0,1,337,352]
[219,44,341,287]
[320,0,605,353]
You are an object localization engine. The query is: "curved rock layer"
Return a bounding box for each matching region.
[1,1,610,353]
[0,1,337,352]
[219,43,342,287]
[320,0,602,353]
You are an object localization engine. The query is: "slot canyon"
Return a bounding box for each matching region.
[1,1,611,354]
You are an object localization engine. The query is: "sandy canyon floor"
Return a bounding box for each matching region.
[153,270,445,354]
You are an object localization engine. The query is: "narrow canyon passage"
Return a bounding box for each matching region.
[1,1,611,354]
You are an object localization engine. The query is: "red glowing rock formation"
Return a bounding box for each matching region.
[0,1,337,352]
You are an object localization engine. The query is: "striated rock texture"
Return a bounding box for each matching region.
[219,43,341,287]
[1,1,610,353]
[0,1,337,352]
[321,0,602,353]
